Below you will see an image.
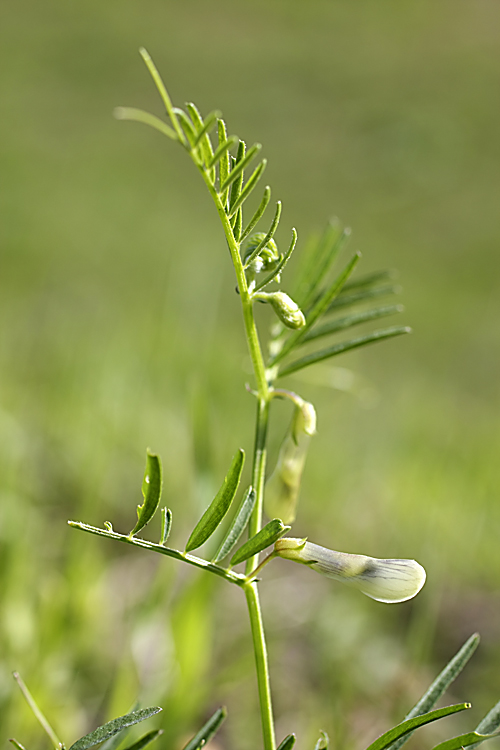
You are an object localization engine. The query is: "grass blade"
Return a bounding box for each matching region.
[185,449,245,552]
[302,305,404,344]
[386,633,480,750]
[122,730,163,750]
[228,160,267,218]
[9,741,27,750]
[138,48,186,145]
[279,327,411,378]
[243,201,282,268]
[69,708,162,750]
[230,518,290,567]
[113,108,177,140]
[240,185,271,242]
[220,142,262,195]
[366,704,471,750]
[433,731,500,750]
[181,707,227,750]
[130,451,163,536]
[159,507,172,545]
[213,487,257,562]
[254,228,298,291]
[13,672,62,750]
[468,699,500,750]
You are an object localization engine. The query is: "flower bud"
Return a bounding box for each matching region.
[256,291,306,330]
[265,401,316,524]
[244,233,281,275]
[275,538,426,603]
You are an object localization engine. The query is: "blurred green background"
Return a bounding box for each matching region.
[1,1,500,749]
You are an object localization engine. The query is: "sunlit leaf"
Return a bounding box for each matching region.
[365,704,470,750]
[279,327,411,378]
[302,305,403,344]
[254,228,298,292]
[185,449,245,552]
[159,507,172,545]
[313,731,329,750]
[68,708,162,750]
[231,518,290,567]
[220,142,262,195]
[387,633,480,750]
[244,201,282,268]
[213,487,257,563]
[130,451,163,536]
[277,735,296,750]
[113,108,177,140]
[138,48,186,145]
[122,730,163,750]
[240,185,271,242]
[181,707,227,750]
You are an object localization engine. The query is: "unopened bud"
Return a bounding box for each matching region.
[274,538,426,603]
[265,401,315,524]
[244,233,281,275]
[256,291,306,330]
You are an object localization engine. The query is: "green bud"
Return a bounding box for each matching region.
[256,291,306,330]
[274,538,426,603]
[265,401,315,524]
[244,233,281,275]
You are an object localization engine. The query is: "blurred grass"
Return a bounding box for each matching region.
[1,0,500,748]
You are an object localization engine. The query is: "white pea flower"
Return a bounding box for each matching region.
[274,538,426,603]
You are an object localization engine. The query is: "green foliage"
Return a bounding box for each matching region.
[181,707,227,750]
[69,709,162,750]
[276,735,296,750]
[365,704,471,750]
[185,449,245,552]
[129,451,163,536]
[230,519,290,567]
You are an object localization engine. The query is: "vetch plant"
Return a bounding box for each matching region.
[63,48,500,750]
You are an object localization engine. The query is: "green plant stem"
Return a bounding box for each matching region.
[13,672,63,750]
[244,582,276,750]
[194,149,276,750]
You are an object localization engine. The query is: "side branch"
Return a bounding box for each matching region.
[68,521,246,586]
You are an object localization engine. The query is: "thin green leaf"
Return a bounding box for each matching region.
[69,708,162,750]
[387,633,480,750]
[172,108,197,148]
[433,731,500,750]
[99,702,140,750]
[113,108,177,140]
[240,185,272,242]
[13,672,62,750]
[186,103,216,169]
[328,284,401,312]
[366,704,471,750]
[185,449,245,552]
[9,740,27,750]
[302,305,404,344]
[208,134,238,171]
[181,707,227,750]
[474,699,500,739]
[220,143,262,195]
[299,227,351,309]
[138,48,186,145]
[254,228,298,292]
[279,327,411,378]
[213,487,257,562]
[217,119,231,206]
[271,253,361,365]
[277,735,296,750]
[130,451,163,536]
[159,507,172,545]
[228,160,267,218]
[232,206,243,241]
[313,732,329,750]
[122,730,163,750]
[227,142,245,216]
[342,269,396,293]
[193,110,220,147]
[244,201,282,268]
[231,519,290,567]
